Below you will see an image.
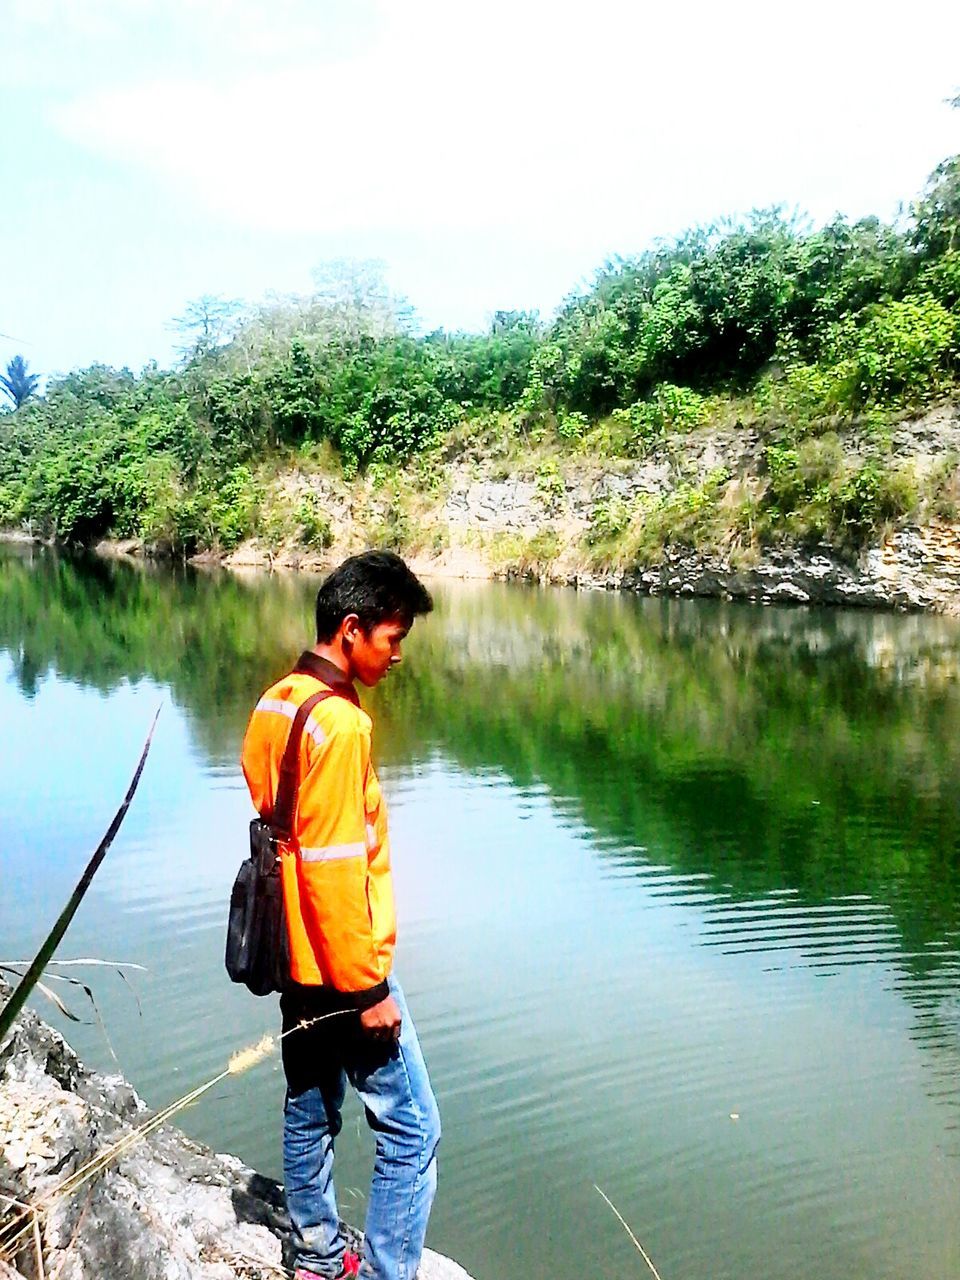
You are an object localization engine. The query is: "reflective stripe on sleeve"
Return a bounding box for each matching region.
[256,696,296,720]
[299,841,367,862]
[254,697,326,747]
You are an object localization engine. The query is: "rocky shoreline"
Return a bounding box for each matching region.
[80,524,960,616]
[0,1000,473,1280]
[2,519,953,616]
[548,523,960,612]
[5,400,960,615]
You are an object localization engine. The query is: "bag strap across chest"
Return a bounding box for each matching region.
[270,688,339,839]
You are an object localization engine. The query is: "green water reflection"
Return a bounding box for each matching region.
[4,546,959,962]
[2,547,959,1280]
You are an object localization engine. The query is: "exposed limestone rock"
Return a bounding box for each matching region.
[78,400,960,615]
[0,1002,473,1280]
[93,538,143,559]
[443,478,539,531]
[531,524,960,613]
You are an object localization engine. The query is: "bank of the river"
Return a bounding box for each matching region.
[0,996,473,1280]
[3,563,960,1280]
[62,399,960,614]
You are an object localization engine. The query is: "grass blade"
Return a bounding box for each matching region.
[33,972,121,1063]
[594,1184,665,1280]
[36,960,146,1019]
[0,708,160,1045]
[31,979,81,1022]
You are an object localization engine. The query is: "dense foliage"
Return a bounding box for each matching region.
[1,152,958,554]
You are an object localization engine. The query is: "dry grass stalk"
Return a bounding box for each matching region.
[215,1245,288,1277]
[0,1010,350,1265]
[31,1213,44,1280]
[228,1034,275,1075]
[0,1192,42,1280]
[594,1184,665,1280]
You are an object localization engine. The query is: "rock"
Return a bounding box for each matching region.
[74,397,960,616]
[558,524,960,614]
[93,538,144,559]
[0,998,474,1280]
[443,478,539,531]
[0,530,41,546]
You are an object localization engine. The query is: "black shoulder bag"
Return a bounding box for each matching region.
[226,689,338,996]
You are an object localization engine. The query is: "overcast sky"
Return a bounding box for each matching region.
[2,0,959,377]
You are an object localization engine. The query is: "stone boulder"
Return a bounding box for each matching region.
[0,1000,471,1280]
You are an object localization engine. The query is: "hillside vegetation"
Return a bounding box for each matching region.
[1,152,959,571]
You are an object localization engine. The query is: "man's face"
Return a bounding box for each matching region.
[346,615,410,687]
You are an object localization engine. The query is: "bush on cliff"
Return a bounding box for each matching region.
[1,150,958,555]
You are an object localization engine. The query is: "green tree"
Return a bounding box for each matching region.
[310,259,412,342]
[172,294,244,362]
[1,354,40,409]
[911,155,960,258]
[790,216,913,345]
[535,210,809,415]
[430,311,542,408]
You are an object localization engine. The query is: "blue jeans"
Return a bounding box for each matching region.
[280,976,441,1280]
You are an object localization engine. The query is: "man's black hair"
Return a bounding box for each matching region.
[315,551,433,642]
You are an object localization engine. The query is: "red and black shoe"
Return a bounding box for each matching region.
[294,1254,360,1280]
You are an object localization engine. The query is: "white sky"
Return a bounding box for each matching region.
[2,0,959,376]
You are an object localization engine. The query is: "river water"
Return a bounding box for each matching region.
[1,546,959,1280]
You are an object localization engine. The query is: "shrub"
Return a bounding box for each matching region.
[525,528,562,566]
[0,481,23,527]
[773,362,850,422]
[586,495,632,544]
[760,438,916,547]
[534,457,565,510]
[915,250,960,309]
[179,465,258,552]
[828,295,958,405]
[517,342,564,417]
[629,467,732,563]
[611,382,713,453]
[646,382,713,431]
[487,527,562,574]
[557,410,589,441]
[257,494,294,553]
[365,502,411,552]
[765,436,844,510]
[296,493,334,550]
[410,445,448,496]
[832,461,917,541]
[136,455,187,550]
[921,452,960,520]
[420,522,449,556]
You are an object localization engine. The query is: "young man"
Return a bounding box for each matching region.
[241,552,440,1280]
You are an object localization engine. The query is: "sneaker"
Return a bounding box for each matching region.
[294,1253,360,1280]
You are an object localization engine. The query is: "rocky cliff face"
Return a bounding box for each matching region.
[432,403,960,611]
[97,401,960,615]
[0,1002,472,1280]
[543,522,960,611]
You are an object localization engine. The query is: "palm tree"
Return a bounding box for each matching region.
[1,354,40,409]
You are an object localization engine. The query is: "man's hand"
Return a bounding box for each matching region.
[360,994,402,1043]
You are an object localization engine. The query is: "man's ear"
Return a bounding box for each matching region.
[341,613,362,647]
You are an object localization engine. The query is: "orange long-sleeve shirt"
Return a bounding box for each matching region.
[240,651,394,1006]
